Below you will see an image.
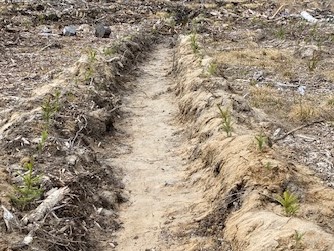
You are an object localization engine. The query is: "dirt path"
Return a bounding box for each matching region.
[108,43,199,250]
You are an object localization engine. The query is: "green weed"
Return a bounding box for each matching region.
[41,98,54,125]
[84,67,94,82]
[276,26,286,40]
[249,79,258,86]
[103,47,114,56]
[39,90,60,151]
[309,24,318,42]
[87,48,97,63]
[264,161,273,170]
[217,105,233,137]
[276,190,299,216]
[307,53,320,72]
[10,91,60,209]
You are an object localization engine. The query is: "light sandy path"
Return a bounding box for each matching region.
[108,43,199,251]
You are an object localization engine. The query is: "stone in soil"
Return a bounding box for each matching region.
[95,24,111,38]
[63,26,76,36]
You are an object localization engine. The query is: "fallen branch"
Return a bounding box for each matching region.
[269,4,286,19]
[70,115,88,148]
[273,120,324,143]
[40,43,53,52]
[22,186,70,225]
[104,56,120,63]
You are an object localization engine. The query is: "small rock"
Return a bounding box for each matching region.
[296,44,319,59]
[297,85,306,96]
[1,205,19,232]
[317,162,329,170]
[95,24,111,38]
[232,96,251,112]
[77,24,91,34]
[301,11,318,23]
[253,70,264,81]
[66,155,78,166]
[101,208,116,217]
[20,156,32,167]
[63,26,76,36]
[21,137,30,145]
[35,4,44,11]
[272,128,282,138]
[99,190,117,208]
[118,191,130,203]
[22,232,33,245]
[41,27,52,34]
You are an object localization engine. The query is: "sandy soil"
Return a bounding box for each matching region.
[107,43,201,251]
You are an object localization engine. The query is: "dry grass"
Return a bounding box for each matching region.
[288,102,320,122]
[249,86,331,123]
[274,0,333,10]
[327,96,334,106]
[216,48,300,79]
[249,86,284,108]
[217,49,294,69]
[322,70,334,82]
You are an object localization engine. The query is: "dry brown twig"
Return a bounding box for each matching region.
[272,120,324,143]
[269,4,287,19]
[70,115,88,148]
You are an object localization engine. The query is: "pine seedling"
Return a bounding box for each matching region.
[294,230,305,249]
[11,160,43,209]
[217,105,233,137]
[38,129,49,152]
[276,190,299,216]
[207,61,218,76]
[190,33,199,54]
[255,133,267,152]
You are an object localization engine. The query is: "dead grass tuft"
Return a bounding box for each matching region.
[249,86,284,108]
[288,102,320,122]
[216,49,295,73]
[326,96,334,106]
[322,71,334,82]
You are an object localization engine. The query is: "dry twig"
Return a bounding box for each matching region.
[273,120,324,143]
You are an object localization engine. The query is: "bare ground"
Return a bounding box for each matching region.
[105,43,200,251]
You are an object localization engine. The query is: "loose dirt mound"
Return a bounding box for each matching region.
[0,30,156,250]
[0,0,165,248]
[169,34,334,251]
[0,1,195,249]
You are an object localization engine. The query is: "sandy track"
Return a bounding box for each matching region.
[107,43,199,251]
